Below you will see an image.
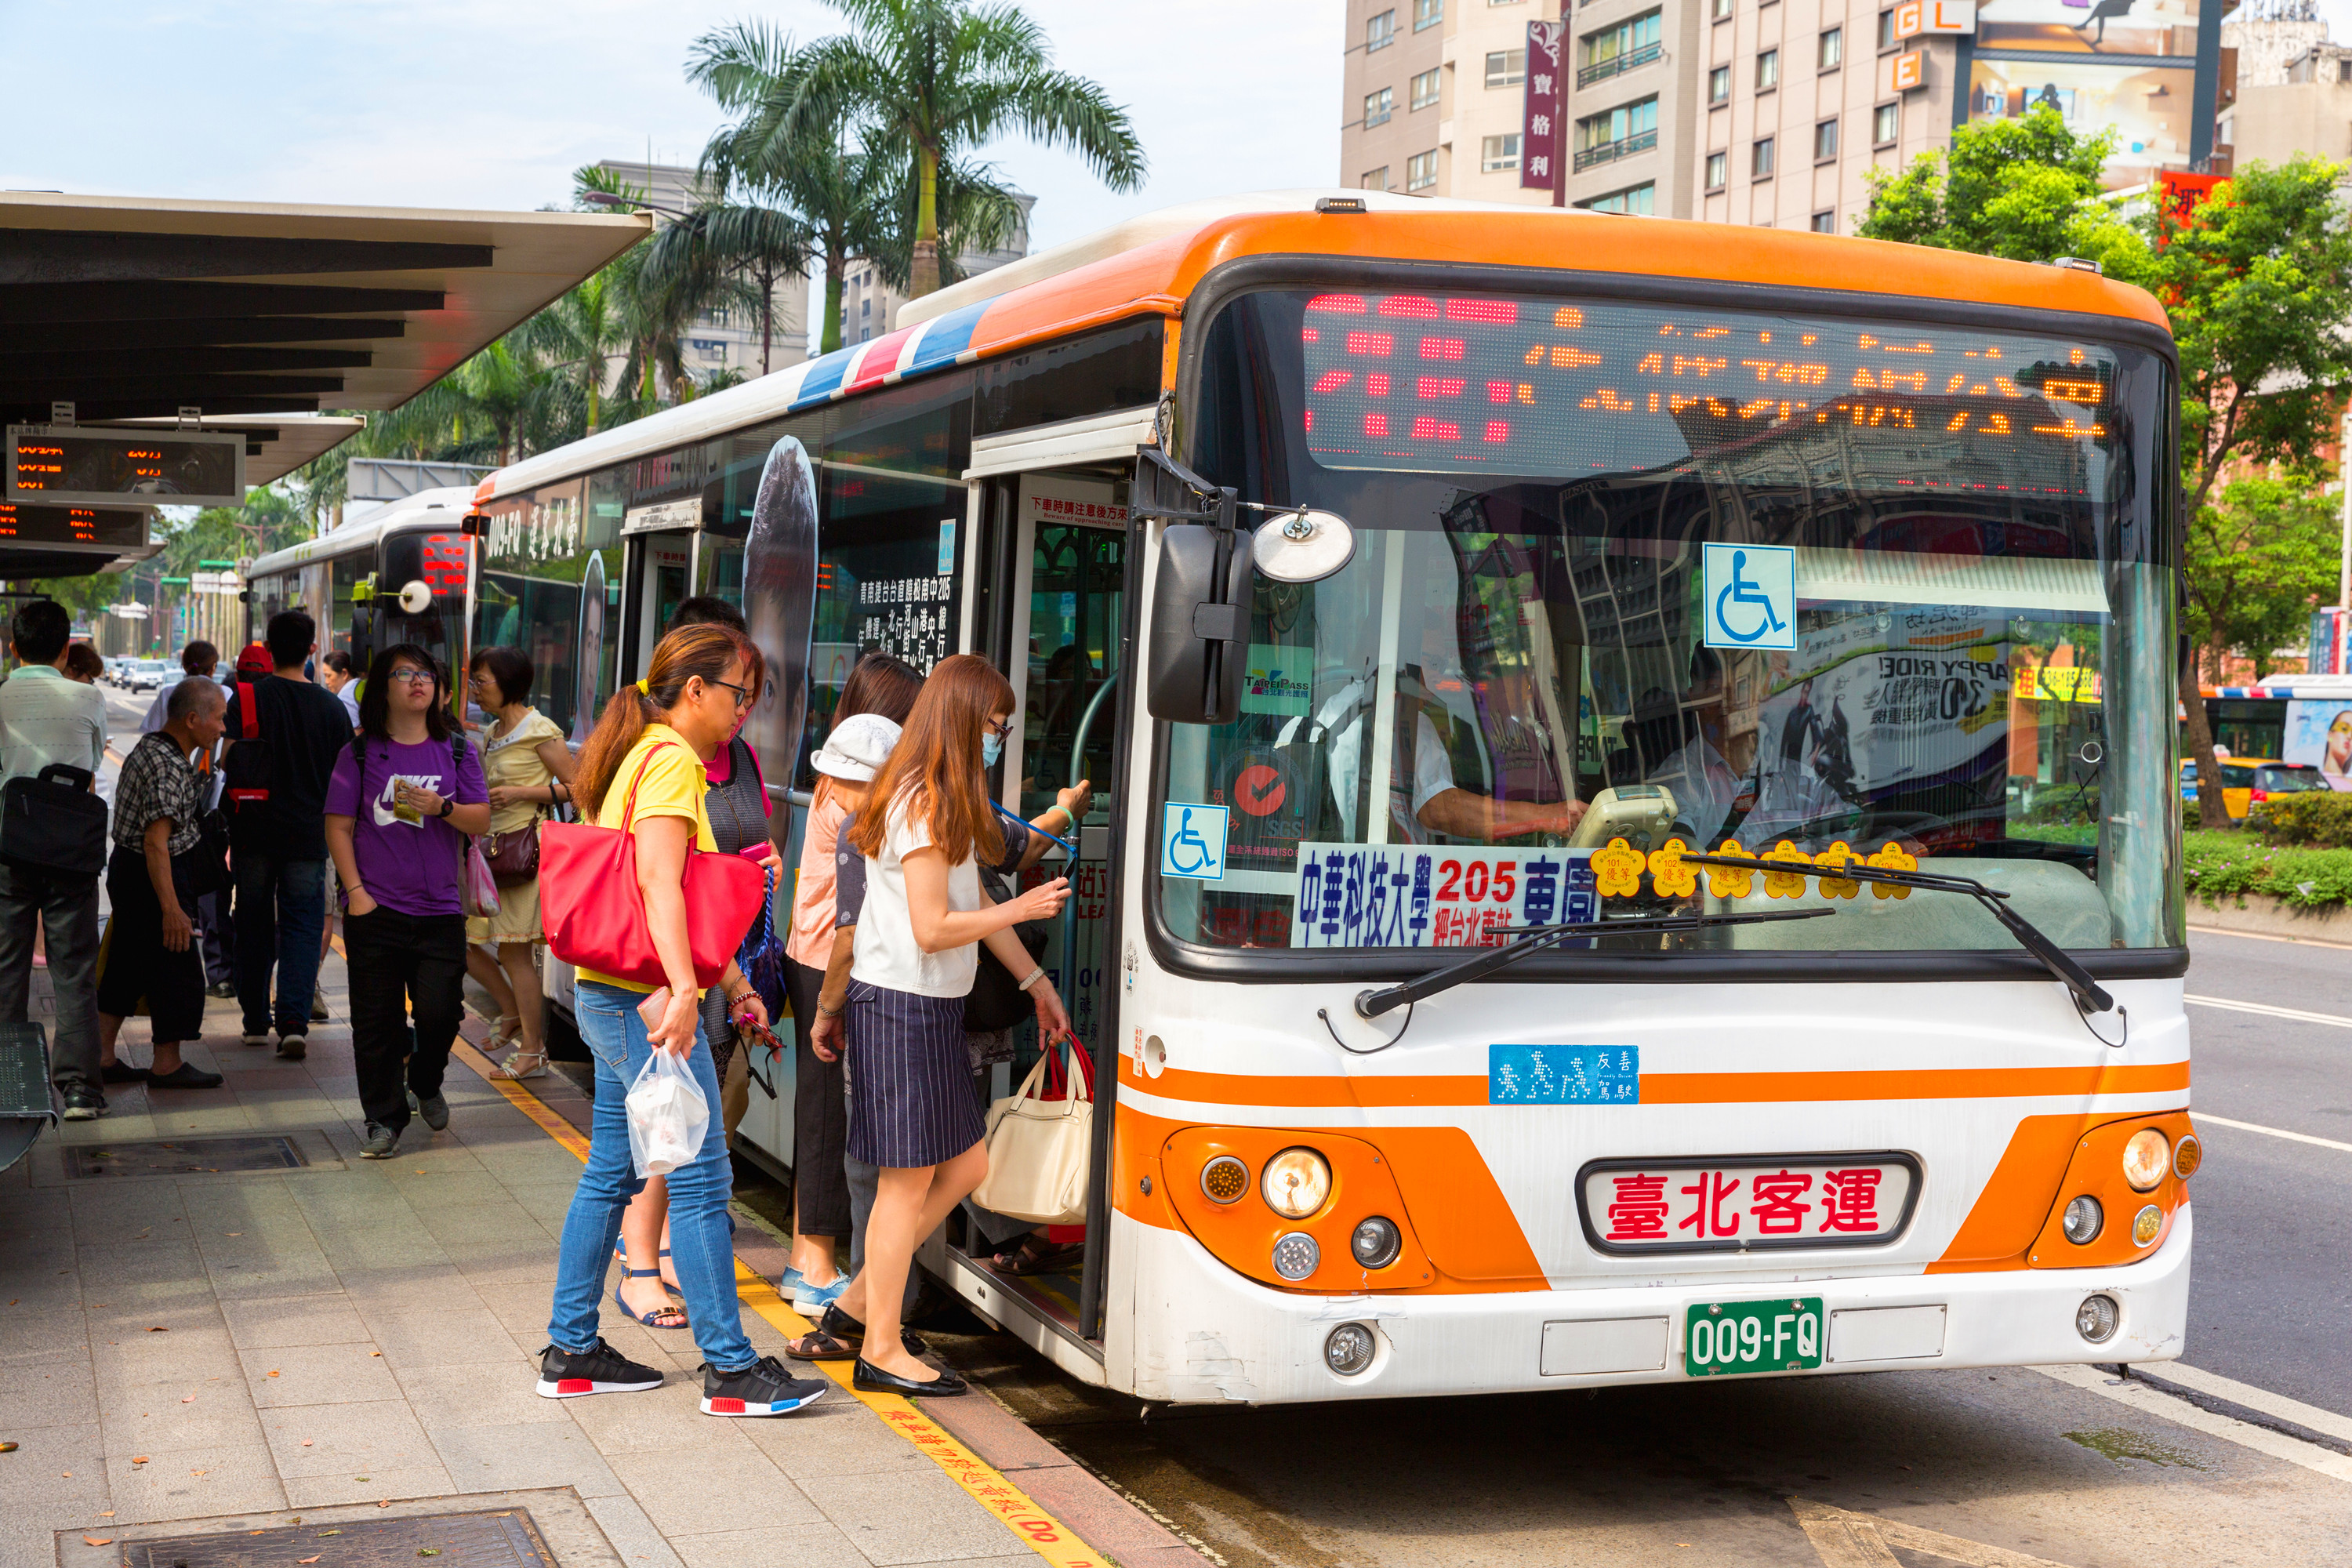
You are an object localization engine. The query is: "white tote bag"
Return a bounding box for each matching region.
[971,1043,1093,1227]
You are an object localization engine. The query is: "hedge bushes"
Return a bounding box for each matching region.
[2249,789,2352,849]
[2183,829,2352,909]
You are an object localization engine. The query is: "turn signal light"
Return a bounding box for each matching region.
[2132,1203,2163,1247]
[2121,1128,2169,1191]
[2172,1134,2202,1178]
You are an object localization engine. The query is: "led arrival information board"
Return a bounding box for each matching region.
[4,426,245,507]
[1293,290,2127,496]
[0,502,149,550]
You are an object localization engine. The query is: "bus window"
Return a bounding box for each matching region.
[475,477,621,740]
[1167,285,2177,957]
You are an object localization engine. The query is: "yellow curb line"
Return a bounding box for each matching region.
[446,1027,1109,1568]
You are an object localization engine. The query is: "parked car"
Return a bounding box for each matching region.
[2179,757,2327,819]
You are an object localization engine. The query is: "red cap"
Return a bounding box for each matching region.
[236,643,272,677]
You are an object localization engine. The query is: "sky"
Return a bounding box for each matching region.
[0,0,1344,258]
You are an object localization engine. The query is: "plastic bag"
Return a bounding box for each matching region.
[625,1048,709,1178]
[463,837,500,920]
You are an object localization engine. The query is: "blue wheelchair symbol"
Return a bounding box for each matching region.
[1702,543,1796,652]
[1160,802,1228,882]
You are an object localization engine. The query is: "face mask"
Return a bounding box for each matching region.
[982,731,1004,768]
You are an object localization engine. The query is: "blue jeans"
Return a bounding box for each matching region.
[546,981,753,1371]
[234,855,326,1034]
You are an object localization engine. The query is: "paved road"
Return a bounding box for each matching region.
[2182,927,2352,1419]
[924,934,2352,1566]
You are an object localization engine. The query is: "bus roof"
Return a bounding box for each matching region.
[249,485,477,579]
[475,187,2172,505]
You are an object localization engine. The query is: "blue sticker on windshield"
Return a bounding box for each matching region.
[1490,1044,1639,1105]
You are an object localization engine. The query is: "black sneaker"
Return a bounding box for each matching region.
[699,1355,828,1417]
[408,1088,448,1131]
[206,982,237,1000]
[61,1087,105,1121]
[538,1338,665,1399]
[359,1122,398,1159]
[275,1033,306,1062]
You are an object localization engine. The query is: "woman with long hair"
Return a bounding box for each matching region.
[463,645,577,1080]
[535,623,827,1420]
[323,644,491,1160]
[826,654,1073,1396]
[777,652,924,1312]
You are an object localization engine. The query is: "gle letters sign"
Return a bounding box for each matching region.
[1880,49,1926,95]
[1894,0,1975,34]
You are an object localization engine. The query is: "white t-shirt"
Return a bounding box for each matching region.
[849,793,984,999]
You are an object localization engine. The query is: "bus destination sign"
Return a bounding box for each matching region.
[4,425,246,507]
[0,502,149,550]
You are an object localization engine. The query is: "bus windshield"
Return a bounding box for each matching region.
[1162,285,2179,957]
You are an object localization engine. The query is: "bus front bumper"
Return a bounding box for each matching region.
[1120,1204,2190,1405]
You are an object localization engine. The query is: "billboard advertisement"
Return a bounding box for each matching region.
[2283,700,2352,789]
[1967,56,2200,187]
[1973,0,2205,58]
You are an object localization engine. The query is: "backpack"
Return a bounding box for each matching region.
[220,678,274,849]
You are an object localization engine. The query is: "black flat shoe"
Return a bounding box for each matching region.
[816,1302,928,1358]
[146,1062,224,1090]
[100,1062,148,1083]
[851,1357,966,1397]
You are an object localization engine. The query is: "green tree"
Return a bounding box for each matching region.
[2185,475,2340,683]
[1858,104,2136,265]
[763,0,1145,298]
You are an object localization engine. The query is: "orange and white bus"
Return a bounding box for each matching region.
[472,191,2194,1402]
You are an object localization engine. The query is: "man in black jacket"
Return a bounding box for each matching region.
[229,612,360,1061]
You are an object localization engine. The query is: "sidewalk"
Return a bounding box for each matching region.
[1,950,1192,1568]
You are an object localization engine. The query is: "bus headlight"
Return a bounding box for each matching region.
[2172,1134,2202,1178]
[1272,1232,1320,1281]
[1324,1323,1376,1376]
[2122,1128,2170,1191]
[1261,1148,1332,1218]
[2132,1203,2163,1247]
[2061,1195,2103,1244]
[2076,1294,2120,1343]
[1350,1216,1403,1269]
[1200,1155,1250,1204]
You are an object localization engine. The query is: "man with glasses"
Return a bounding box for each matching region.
[230,612,360,1061]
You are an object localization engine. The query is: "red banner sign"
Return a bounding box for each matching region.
[1523,20,1564,191]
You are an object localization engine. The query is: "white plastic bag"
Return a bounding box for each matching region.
[625,1049,709,1178]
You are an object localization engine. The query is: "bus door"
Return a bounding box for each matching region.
[619,529,695,684]
[949,409,1152,1376]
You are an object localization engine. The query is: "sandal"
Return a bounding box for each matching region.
[615,1244,683,1294]
[793,1301,927,1360]
[493,1048,549,1080]
[612,1269,688,1329]
[485,1014,523,1052]
[994,1236,1085,1276]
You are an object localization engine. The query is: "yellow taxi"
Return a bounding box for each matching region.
[2179,756,2329,819]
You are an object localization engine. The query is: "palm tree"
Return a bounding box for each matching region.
[642,199,809,376]
[746,0,1146,298]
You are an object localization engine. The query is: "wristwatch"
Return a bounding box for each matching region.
[437,795,456,818]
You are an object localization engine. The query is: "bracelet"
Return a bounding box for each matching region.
[1015,965,1047,993]
[817,1000,846,1018]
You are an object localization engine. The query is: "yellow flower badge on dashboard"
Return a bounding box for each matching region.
[1762,840,1813,900]
[1592,837,1646,898]
[1866,840,1918,899]
[1647,837,1697,899]
[1813,840,1862,900]
[1703,838,1754,899]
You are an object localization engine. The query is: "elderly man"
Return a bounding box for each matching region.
[143,639,238,996]
[96,676,229,1090]
[0,600,111,1119]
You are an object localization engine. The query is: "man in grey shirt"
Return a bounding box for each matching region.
[0,601,111,1119]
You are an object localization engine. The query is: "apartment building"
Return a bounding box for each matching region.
[1339,0,1704,217]
[838,192,1034,347]
[594,160,811,376]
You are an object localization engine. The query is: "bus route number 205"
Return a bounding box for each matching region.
[1684,1298,1824,1377]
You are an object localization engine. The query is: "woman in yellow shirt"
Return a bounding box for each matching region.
[536,624,826,1420]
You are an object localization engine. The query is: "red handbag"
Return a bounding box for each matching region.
[539,742,764,989]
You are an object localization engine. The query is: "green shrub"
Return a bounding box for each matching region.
[2249,789,2352,848]
[2183,828,2352,909]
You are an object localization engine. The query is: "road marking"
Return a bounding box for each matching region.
[2193,1112,2352,1155]
[2185,993,2352,1029]
[2034,1364,2352,1484]
[2143,1362,2352,1450]
[1790,1499,2071,1567]
[448,1025,1114,1568]
[2188,922,2352,952]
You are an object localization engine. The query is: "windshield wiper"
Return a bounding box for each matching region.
[1352,908,1836,1019]
[1678,851,2115,1017]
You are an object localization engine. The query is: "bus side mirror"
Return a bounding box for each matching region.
[1146,523,1252,726]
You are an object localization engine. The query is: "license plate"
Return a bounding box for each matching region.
[1578,1154,1918,1254]
[1685,1297,1824,1377]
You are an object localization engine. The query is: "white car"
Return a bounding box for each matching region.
[123,660,170,692]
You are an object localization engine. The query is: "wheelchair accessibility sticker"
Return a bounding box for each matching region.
[1701,543,1796,652]
[1160,802,1228,882]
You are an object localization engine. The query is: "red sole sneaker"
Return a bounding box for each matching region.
[699,1388,826,1417]
[536,1375,663,1398]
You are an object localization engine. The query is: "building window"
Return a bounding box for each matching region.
[1713,0,1733,18]
[861,296,872,318]
[1812,210,1836,232]
[1580,183,1656,214]
[1485,50,1524,87]
[1365,87,1395,127]
[1877,8,1896,49]
[1414,0,1443,31]
[1753,136,1776,177]
[1874,100,1900,143]
[1573,95,1661,169]
[1819,27,1842,69]
[1709,64,1730,103]
[1815,118,1839,159]
[1368,9,1396,50]
[1482,132,1523,171]
[1756,49,1779,91]
[1579,11,1662,86]
[1407,149,1439,191]
[1413,67,1443,108]
[1362,166,1392,190]
[1706,150,1728,188]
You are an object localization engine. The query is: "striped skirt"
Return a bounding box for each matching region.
[844,980,985,1169]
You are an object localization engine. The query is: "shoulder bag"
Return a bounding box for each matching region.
[971,1039,1094,1227]
[0,764,107,879]
[539,742,765,989]
[481,717,548,881]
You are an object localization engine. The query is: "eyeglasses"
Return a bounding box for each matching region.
[386,667,437,685]
[986,715,1016,739]
[706,677,756,710]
